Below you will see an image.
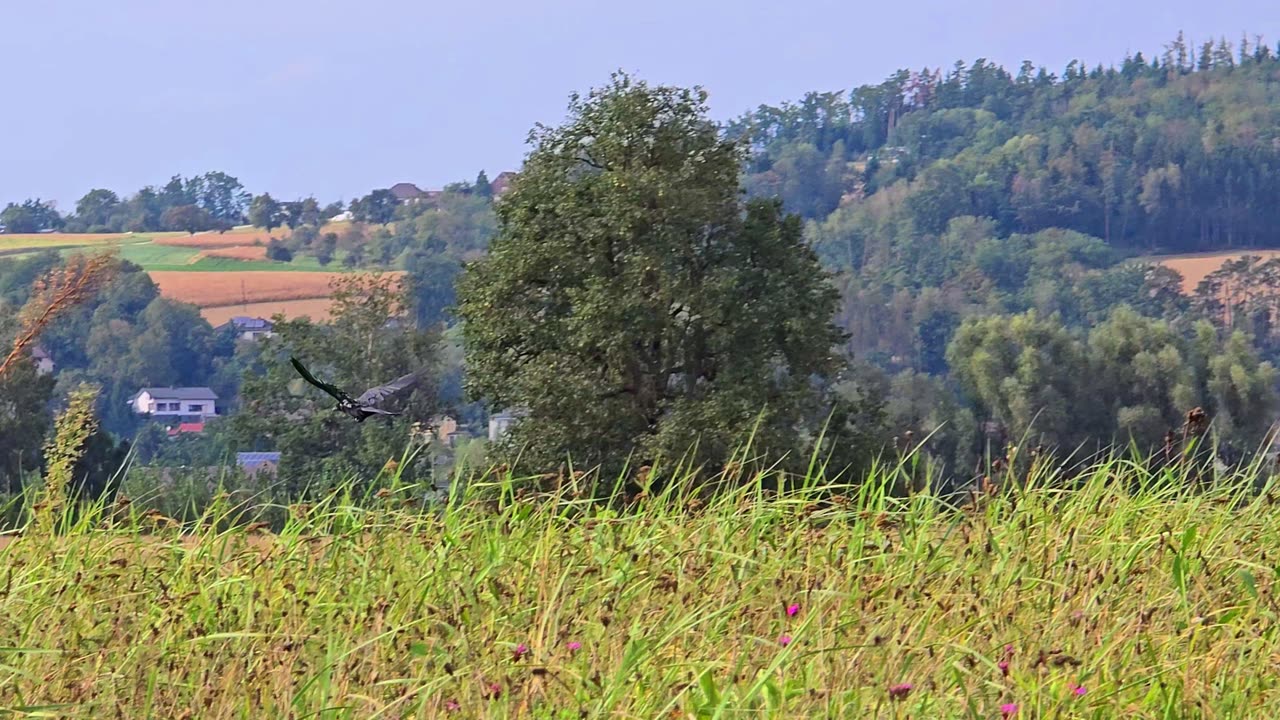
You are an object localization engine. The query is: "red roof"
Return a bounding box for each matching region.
[167,422,205,437]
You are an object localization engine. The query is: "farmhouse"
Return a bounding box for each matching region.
[221,316,275,341]
[128,387,218,418]
[389,183,429,204]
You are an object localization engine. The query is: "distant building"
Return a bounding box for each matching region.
[389,182,428,204]
[166,421,205,437]
[488,408,525,442]
[329,210,354,222]
[221,316,275,341]
[490,171,518,196]
[29,345,53,375]
[432,415,459,444]
[128,387,218,418]
[236,452,280,478]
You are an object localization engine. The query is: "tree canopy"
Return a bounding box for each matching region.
[458,73,845,477]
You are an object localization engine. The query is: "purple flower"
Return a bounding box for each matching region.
[512,643,529,661]
[1071,684,1086,696]
[998,660,1009,676]
[786,603,800,617]
[778,634,792,646]
[567,641,582,653]
[888,683,913,700]
[1000,703,1018,717]
[445,699,461,712]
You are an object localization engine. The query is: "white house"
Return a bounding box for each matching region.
[128,387,218,418]
[220,316,275,341]
[29,345,53,375]
[488,408,525,442]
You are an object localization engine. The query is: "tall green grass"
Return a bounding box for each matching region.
[2,450,1280,717]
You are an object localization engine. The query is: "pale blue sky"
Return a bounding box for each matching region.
[0,0,1273,208]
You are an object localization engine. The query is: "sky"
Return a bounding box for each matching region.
[0,0,1274,209]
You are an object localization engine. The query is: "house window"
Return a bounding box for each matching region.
[188,404,202,413]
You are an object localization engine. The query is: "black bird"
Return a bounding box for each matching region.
[290,356,419,422]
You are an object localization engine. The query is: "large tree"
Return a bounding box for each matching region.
[457,73,845,478]
[248,193,283,233]
[1,199,63,233]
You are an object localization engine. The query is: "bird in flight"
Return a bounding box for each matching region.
[290,356,419,422]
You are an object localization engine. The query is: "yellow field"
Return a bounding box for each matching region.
[201,298,337,326]
[148,271,348,306]
[1150,250,1280,293]
[150,269,406,326]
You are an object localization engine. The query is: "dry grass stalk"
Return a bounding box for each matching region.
[0,251,117,379]
[35,384,101,534]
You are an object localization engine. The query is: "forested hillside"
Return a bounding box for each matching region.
[724,33,1280,471]
[732,32,1280,251]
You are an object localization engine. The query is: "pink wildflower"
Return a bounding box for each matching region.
[778,634,792,646]
[888,683,913,700]
[1071,684,1087,696]
[786,603,800,617]
[445,699,461,712]
[512,643,529,661]
[1000,703,1018,717]
[998,660,1009,676]
[567,641,582,653]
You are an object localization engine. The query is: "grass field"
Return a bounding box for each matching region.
[2,461,1279,717]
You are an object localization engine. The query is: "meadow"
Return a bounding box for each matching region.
[3,457,1280,718]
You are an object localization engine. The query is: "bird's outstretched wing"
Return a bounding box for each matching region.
[356,371,420,407]
[291,356,353,403]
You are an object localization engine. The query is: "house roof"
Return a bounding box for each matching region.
[389,182,425,200]
[236,452,281,470]
[167,422,205,436]
[134,387,218,401]
[491,171,518,194]
[226,316,272,330]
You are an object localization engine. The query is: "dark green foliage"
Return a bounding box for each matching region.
[0,355,56,493]
[1,199,63,233]
[225,274,440,494]
[249,193,283,232]
[265,239,293,262]
[458,73,845,477]
[349,189,399,224]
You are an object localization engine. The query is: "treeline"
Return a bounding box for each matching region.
[732,31,1280,253]
[2,172,256,234]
